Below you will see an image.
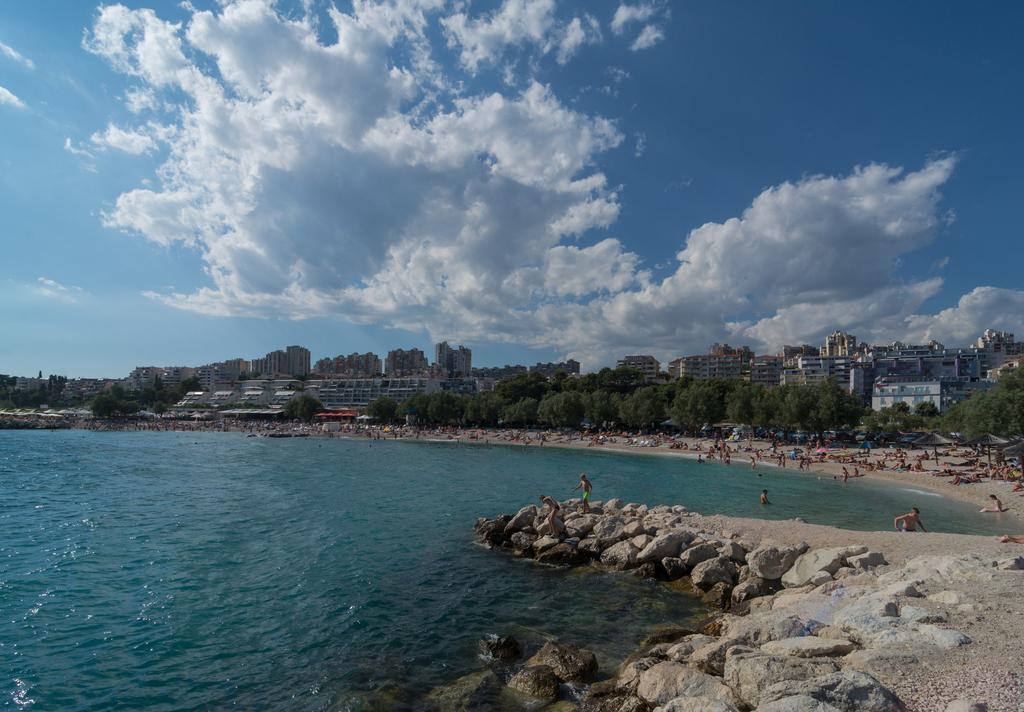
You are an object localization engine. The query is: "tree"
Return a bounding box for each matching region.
[426,391,463,424]
[464,392,507,426]
[583,390,619,427]
[91,392,119,418]
[537,391,586,428]
[367,396,398,422]
[725,382,759,425]
[284,394,323,422]
[619,386,666,429]
[502,397,539,425]
[914,401,939,418]
[494,372,550,403]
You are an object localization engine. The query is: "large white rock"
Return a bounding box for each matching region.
[847,551,887,570]
[666,635,717,662]
[760,636,857,657]
[718,540,747,563]
[758,670,901,712]
[636,661,737,707]
[637,531,691,564]
[532,535,560,554]
[781,548,856,588]
[690,556,738,591]
[592,515,628,540]
[680,542,720,568]
[746,544,804,580]
[564,513,600,538]
[723,647,839,708]
[655,696,739,712]
[504,505,538,534]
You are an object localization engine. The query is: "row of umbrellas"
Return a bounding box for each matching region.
[912,432,1023,462]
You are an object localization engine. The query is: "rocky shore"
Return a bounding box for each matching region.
[446,499,1024,712]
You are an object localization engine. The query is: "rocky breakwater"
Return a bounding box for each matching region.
[472,500,1024,711]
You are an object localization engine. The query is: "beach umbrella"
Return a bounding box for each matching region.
[912,432,953,459]
[965,434,1009,465]
[1001,441,1024,458]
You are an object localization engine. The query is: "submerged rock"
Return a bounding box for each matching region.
[507,664,559,703]
[423,669,502,711]
[526,641,599,683]
[478,634,521,662]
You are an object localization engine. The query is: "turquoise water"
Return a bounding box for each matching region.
[0,431,1009,710]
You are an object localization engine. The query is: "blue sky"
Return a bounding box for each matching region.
[2,0,1023,378]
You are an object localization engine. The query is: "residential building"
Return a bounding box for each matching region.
[529,360,581,377]
[250,346,310,377]
[781,356,852,389]
[668,354,744,381]
[990,358,1022,381]
[822,330,859,357]
[314,352,382,377]
[435,341,473,377]
[872,376,992,412]
[471,364,529,380]
[781,344,820,363]
[748,356,783,387]
[14,377,46,391]
[709,343,754,361]
[318,377,443,409]
[617,355,661,382]
[127,367,160,390]
[385,348,429,376]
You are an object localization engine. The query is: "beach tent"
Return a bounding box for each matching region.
[964,434,1010,465]
[1001,441,1024,458]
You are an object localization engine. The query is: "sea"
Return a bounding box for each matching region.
[0,430,1010,710]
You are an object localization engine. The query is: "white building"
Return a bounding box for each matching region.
[318,378,442,409]
[616,355,662,382]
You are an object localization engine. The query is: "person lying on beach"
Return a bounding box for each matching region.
[980,494,1008,513]
[539,495,566,539]
[894,507,927,532]
[1012,482,1024,493]
[572,473,592,513]
[998,535,1024,544]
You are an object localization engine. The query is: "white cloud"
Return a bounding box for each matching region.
[904,287,1024,346]
[630,24,664,51]
[634,131,646,157]
[442,0,600,72]
[0,85,25,109]
[35,277,85,303]
[78,4,1021,369]
[90,124,157,154]
[0,41,34,69]
[611,2,668,52]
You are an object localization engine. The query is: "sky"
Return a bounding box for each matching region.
[1,0,1023,378]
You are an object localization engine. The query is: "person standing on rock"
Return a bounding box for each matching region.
[540,495,566,539]
[572,473,593,513]
[894,507,927,532]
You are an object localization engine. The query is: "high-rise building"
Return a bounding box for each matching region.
[286,345,310,377]
[435,341,473,377]
[822,331,858,357]
[251,346,310,377]
[386,348,430,376]
[616,355,661,382]
[314,352,382,377]
[668,354,745,381]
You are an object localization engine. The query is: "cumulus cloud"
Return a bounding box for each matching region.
[0,85,25,109]
[90,123,158,154]
[442,0,600,72]
[78,3,1022,368]
[904,287,1024,346]
[0,40,34,69]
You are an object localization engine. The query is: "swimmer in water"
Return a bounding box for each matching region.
[760,489,770,505]
[894,507,927,532]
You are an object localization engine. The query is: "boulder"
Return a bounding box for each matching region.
[661,557,688,580]
[927,590,965,605]
[508,531,537,556]
[507,664,559,703]
[566,514,601,538]
[526,641,599,683]
[631,534,654,550]
[807,571,834,587]
[504,505,538,534]
[604,498,623,511]
[723,647,840,708]
[847,551,887,570]
[601,540,641,570]
[756,695,843,711]
[423,669,502,710]
[679,542,720,568]
[477,634,520,661]
[623,520,647,537]
[657,697,739,712]
[757,670,902,712]
[533,535,561,554]
[635,661,737,707]
[615,656,661,693]
[578,538,604,558]
[701,581,733,609]
[782,548,854,588]
[718,540,747,563]
[536,542,587,565]
[731,576,768,603]
[665,634,716,662]
[746,544,804,580]
[760,636,857,657]
[633,562,658,579]
[641,626,696,648]
[476,516,512,546]
[690,556,738,591]
[842,649,919,677]
[637,531,691,564]
[593,516,628,541]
